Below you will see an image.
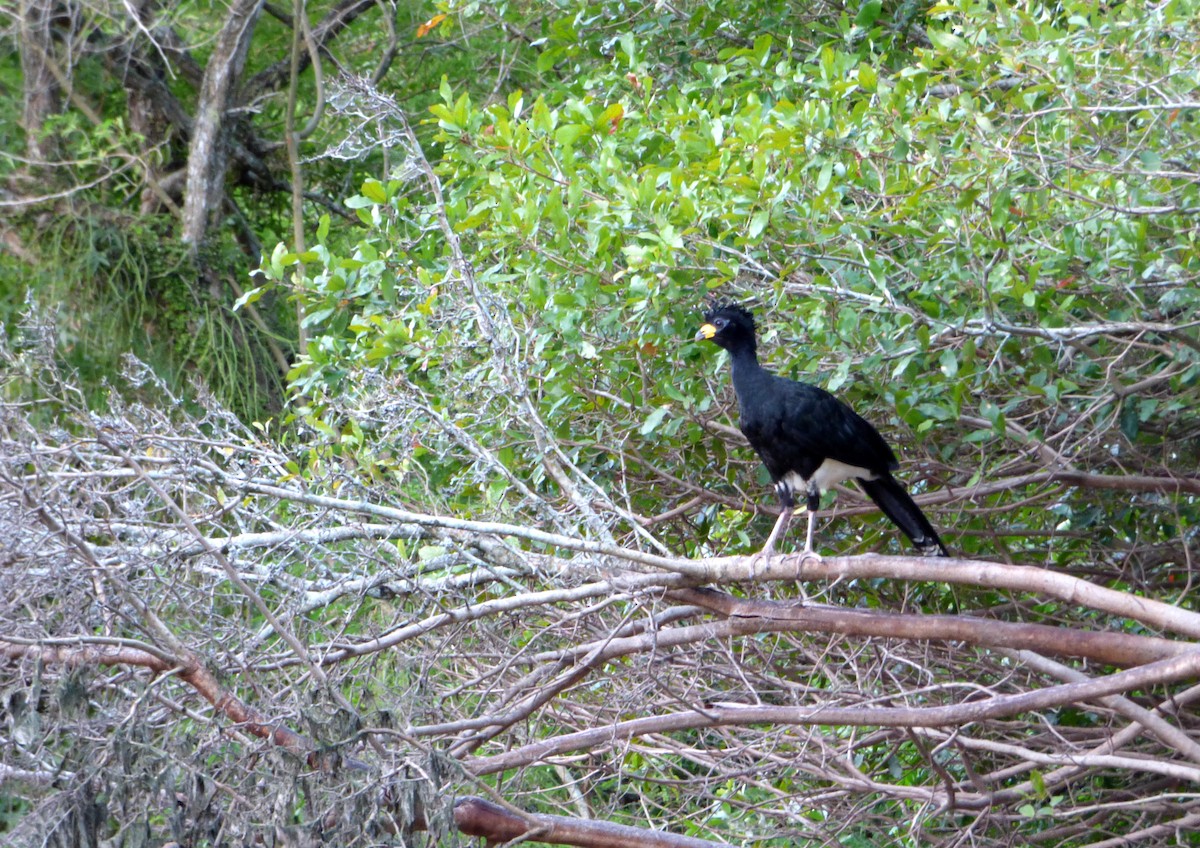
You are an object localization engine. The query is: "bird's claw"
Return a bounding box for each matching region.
[747,547,776,580]
[748,546,822,581]
[791,549,823,603]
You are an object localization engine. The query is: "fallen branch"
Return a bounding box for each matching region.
[467,648,1200,777]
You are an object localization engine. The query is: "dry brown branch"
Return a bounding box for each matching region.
[669,587,1190,667]
[451,795,733,847]
[0,637,340,769]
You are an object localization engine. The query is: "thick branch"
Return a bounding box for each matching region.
[668,588,1190,667]
[452,796,732,848]
[467,649,1200,777]
[1010,649,1200,766]
[216,471,1200,636]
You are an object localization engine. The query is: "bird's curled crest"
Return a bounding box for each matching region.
[701,297,756,332]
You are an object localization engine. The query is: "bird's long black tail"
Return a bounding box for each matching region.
[857,475,948,557]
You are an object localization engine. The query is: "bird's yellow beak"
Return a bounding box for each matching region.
[695,323,717,341]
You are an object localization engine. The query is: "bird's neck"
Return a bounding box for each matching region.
[728,345,767,388]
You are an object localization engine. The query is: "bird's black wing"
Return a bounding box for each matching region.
[743,378,948,555]
[739,374,898,482]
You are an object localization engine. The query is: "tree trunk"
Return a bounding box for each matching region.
[181,0,264,250]
[18,0,59,162]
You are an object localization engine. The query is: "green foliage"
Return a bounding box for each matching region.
[239,2,1200,838]
[4,207,285,420]
[0,100,291,420]
[272,0,1199,560]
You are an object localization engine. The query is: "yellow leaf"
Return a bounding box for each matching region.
[416,13,447,38]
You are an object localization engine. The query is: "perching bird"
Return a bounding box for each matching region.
[696,301,948,558]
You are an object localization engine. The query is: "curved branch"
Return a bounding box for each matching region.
[248,0,376,98]
[466,649,1200,777]
[202,469,1200,638]
[0,638,338,769]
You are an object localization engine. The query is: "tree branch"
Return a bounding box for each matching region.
[467,650,1200,776]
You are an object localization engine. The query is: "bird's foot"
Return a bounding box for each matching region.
[796,546,823,566]
[749,544,822,586]
[791,547,823,603]
[747,546,777,581]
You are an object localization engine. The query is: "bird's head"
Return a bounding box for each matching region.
[695,301,757,351]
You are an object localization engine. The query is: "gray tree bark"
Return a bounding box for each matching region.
[18,0,58,161]
[181,0,264,250]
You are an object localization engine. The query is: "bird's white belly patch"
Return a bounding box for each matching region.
[784,459,876,494]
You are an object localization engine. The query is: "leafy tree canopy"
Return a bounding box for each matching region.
[3,1,1200,845]
[270,0,1200,567]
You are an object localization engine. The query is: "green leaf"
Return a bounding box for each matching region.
[640,405,670,436]
[991,188,1012,227]
[361,180,387,204]
[1030,770,1047,798]
[857,64,878,92]
[751,34,773,66]
[855,0,882,27]
[233,285,267,311]
[816,161,833,192]
[748,209,770,238]
[980,399,1006,436]
[927,29,967,54]
[618,32,637,65]
[939,348,958,378]
[1119,402,1139,440]
[537,45,565,73]
[428,103,457,127]
[555,124,587,146]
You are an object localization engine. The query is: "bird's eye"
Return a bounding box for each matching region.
[715,318,727,329]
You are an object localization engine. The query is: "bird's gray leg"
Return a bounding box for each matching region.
[760,507,792,558]
[785,487,823,597]
[749,481,794,579]
[801,487,823,561]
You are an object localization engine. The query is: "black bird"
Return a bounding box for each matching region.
[696,302,948,558]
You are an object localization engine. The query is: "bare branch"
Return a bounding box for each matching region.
[468,650,1200,776]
